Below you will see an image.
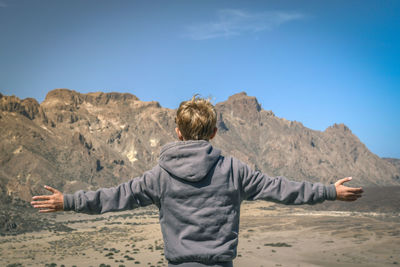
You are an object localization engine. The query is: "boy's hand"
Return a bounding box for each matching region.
[31,185,64,213]
[334,177,363,201]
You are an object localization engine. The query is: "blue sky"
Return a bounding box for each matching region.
[0,0,399,158]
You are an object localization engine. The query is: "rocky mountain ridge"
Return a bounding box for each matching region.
[1,89,399,204]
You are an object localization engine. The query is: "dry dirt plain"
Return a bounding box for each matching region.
[1,197,399,267]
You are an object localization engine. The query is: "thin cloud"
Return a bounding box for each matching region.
[185,9,306,40]
[0,1,7,8]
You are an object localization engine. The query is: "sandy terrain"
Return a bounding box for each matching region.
[0,201,399,267]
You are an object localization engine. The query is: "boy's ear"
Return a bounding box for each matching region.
[209,127,218,140]
[175,127,184,141]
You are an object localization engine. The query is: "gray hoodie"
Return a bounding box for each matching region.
[64,140,337,264]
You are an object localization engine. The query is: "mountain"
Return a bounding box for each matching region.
[1,89,399,205]
[213,93,400,187]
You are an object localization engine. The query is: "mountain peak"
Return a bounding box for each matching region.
[43,89,140,108]
[217,92,262,121]
[84,91,139,105]
[0,94,42,120]
[226,92,261,112]
[44,88,81,101]
[325,123,352,134]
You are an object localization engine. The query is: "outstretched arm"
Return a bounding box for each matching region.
[31,166,162,214]
[334,177,363,201]
[238,159,363,204]
[31,185,64,213]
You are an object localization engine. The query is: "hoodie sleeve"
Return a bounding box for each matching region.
[238,160,336,204]
[63,166,161,214]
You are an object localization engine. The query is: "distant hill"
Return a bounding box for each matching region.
[1,89,399,204]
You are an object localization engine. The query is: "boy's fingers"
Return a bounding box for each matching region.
[32,204,54,209]
[346,187,363,193]
[31,200,51,205]
[44,185,59,194]
[345,191,362,197]
[32,195,51,200]
[343,187,363,195]
[347,192,362,197]
[39,209,56,213]
[335,177,352,186]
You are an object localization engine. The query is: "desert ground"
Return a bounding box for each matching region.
[1,192,399,267]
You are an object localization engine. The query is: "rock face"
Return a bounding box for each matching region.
[0,89,399,203]
[383,158,400,174]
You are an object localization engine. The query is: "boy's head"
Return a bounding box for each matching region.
[175,95,217,141]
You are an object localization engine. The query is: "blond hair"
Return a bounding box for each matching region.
[175,95,217,141]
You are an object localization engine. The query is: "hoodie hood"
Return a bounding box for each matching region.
[159,140,221,182]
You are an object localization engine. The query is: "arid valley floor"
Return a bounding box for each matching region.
[1,187,399,267]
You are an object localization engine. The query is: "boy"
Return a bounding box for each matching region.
[31,96,363,267]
